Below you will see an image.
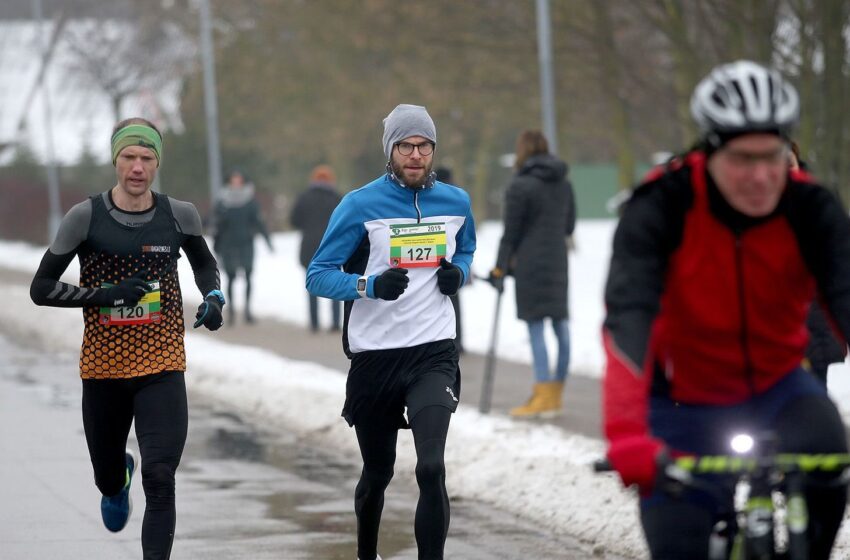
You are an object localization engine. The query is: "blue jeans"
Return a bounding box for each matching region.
[526,319,570,383]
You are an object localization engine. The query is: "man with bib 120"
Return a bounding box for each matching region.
[30,117,224,559]
[307,104,476,560]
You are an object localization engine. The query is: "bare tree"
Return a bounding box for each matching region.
[59,7,194,123]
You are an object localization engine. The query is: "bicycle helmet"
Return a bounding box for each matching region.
[690,60,799,147]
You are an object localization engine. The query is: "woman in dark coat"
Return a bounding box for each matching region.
[213,170,273,324]
[490,130,576,417]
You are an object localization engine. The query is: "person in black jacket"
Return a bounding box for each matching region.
[213,170,273,325]
[489,130,576,418]
[290,164,343,332]
[806,304,846,383]
[789,143,847,383]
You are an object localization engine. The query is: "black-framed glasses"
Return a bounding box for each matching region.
[395,141,434,156]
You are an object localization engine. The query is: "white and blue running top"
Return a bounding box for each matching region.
[307,173,476,354]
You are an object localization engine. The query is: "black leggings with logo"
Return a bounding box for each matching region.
[82,370,188,560]
[354,405,452,560]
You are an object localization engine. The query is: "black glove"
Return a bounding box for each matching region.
[194,290,225,330]
[436,258,463,296]
[101,270,151,307]
[373,268,409,301]
[487,268,505,293]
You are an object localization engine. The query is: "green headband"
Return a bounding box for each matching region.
[111,124,162,166]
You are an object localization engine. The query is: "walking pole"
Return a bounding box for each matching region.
[479,286,503,413]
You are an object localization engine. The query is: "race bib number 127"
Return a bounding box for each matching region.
[389,223,447,268]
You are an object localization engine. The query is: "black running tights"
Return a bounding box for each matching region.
[354,405,452,560]
[82,370,188,560]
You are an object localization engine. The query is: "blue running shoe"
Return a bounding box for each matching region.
[101,450,136,532]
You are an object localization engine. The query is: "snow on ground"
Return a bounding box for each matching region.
[5,219,850,557]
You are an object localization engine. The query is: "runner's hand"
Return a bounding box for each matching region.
[194,290,225,330]
[606,435,666,494]
[436,258,462,296]
[373,268,409,300]
[102,270,151,307]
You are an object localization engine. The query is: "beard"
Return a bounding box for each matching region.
[390,159,433,189]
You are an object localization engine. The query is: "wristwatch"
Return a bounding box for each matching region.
[356,276,368,299]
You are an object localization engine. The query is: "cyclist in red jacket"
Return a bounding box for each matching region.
[602,60,850,559]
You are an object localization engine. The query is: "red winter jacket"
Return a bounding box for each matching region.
[603,151,850,443]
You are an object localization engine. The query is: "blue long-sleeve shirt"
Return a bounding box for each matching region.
[307,174,476,353]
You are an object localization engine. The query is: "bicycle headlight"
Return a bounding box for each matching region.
[730,433,755,455]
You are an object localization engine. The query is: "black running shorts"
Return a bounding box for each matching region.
[342,339,460,428]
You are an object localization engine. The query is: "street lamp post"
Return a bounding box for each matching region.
[32,0,62,241]
[198,0,223,225]
[535,0,558,155]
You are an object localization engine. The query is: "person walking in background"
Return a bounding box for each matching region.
[291,164,343,332]
[435,166,465,354]
[29,117,224,559]
[307,104,476,560]
[213,169,273,325]
[488,129,576,419]
[788,143,847,384]
[805,301,846,385]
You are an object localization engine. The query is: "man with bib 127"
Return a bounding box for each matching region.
[307,104,476,560]
[30,117,225,559]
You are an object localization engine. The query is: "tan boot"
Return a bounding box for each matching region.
[537,381,564,419]
[510,383,549,418]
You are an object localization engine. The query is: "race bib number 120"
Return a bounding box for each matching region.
[99,281,161,326]
[389,223,447,268]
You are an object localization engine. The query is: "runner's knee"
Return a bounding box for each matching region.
[361,464,394,491]
[141,461,176,501]
[415,438,446,488]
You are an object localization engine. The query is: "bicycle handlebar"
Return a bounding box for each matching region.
[591,453,850,476]
[674,453,850,474]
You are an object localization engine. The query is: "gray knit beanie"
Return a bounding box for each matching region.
[382,104,436,160]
